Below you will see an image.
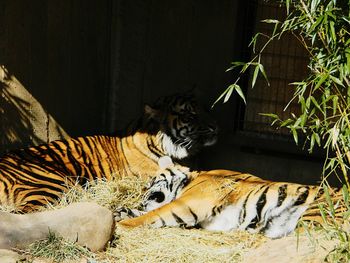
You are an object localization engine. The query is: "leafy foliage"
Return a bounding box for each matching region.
[218,0,350,185]
[315,185,350,262]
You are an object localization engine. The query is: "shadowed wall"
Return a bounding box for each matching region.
[0,0,327,185]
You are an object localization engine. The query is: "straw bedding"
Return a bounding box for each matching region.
[54,176,266,262]
[0,175,337,262]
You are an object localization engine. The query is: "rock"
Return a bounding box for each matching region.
[0,202,114,252]
[0,249,24,263]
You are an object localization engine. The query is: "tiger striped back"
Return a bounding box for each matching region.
[0,135,155,211]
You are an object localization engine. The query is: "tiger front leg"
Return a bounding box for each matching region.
[114,207,146,221]
[118,197,209,229]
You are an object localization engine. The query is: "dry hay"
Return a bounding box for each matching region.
[1,175,345,262]
[0,203,18,213]
[52,176,265,262]
[46,175,148,211]
[101,227,264,263]
[0,175,262,262]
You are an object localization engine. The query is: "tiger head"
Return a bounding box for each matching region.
[143,91,218,159]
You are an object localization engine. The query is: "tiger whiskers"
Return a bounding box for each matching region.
[178,138,191,147]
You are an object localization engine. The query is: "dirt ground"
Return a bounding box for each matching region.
[243,232,338,263]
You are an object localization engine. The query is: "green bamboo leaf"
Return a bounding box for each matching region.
[212,86,231,108]
[261,19,280,24]
[259,113,279,119]
[286,0,290,14]
[300,112,307,127]
[225,61,246,72]
[230,61,246,66]
[212,84,246,106]
[259,113,279,126]
[242,63,250,73]
[225,66,236,72]
[271,119,280,126]
[252,65,260,88]
[318,203,327,223]
[290,82,306,86]
[309,15,323,32]
[325,158,336,170]
[311,96,322,112]
[258,64,270,86]
[291,128,298,144]
[329,21,336,42]
[280,119,293,127]
[233,84,246,104]
[272,21,279,36]
[324,130,333,149]
[314,133,321,146]
[326,10,336,20]
[249,34,262,53]
[329,75,345,87]
[315,118,320,128]
[314,74,328,91]
[293,116,302,128]
[331,126,339,147]
[324,186,335,217]
[299,97,306,112]
[342,185,349,210]
[311,0,320,13]
[309,133,315,152]
[332,96,338,115]
[306,97,311,109]
[311,34,317,45]
[224,85,234,103]
[324,12,328,24]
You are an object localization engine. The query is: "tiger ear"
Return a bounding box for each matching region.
[144,104,160,120]
[158,156,174,169]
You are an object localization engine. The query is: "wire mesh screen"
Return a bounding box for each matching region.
[243,0,309,136]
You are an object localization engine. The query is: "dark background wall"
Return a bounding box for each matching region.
[108,0,240,133]
[0,0,331,185]
[0,0,111,137]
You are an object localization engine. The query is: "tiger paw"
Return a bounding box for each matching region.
[114,207,145,221]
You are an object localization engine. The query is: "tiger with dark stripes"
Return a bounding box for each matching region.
[0,92,218,212]
[116,157,345,238]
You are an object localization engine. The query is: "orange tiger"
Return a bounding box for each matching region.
[116,157,345,238]
[0,92,217,212]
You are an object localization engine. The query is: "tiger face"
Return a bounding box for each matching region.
[145,92,218,158]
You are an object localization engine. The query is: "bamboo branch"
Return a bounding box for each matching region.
[299,0,332,54]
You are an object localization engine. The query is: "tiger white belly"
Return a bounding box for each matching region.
[199,204,308,239]
[200,205,241,231]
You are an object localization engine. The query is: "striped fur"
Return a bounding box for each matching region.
[0,92,217,212]
[117,161,345,238]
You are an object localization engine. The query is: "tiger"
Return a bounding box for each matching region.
[0,92,218,212]
[115,157,345,239]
